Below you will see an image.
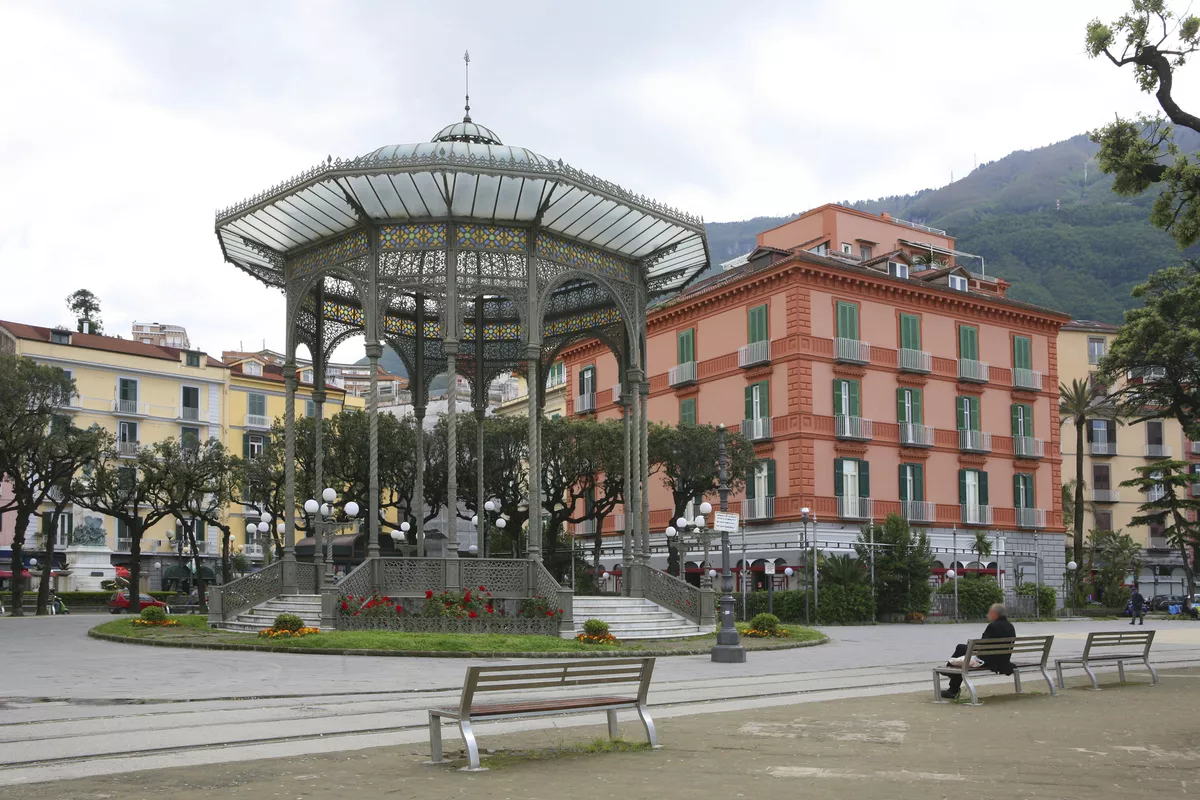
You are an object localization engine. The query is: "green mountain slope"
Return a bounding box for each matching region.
[704,131,1200,322]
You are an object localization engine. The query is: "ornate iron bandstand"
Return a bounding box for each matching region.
[209,113,712,632]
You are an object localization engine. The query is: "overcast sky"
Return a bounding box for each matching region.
[0,0,1162,363]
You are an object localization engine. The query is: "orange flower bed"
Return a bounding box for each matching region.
[132,619,179,627]
[258,626,321,639]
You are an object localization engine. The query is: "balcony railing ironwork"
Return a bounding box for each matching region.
[899,422,934,447]
[961,504,993,525]
[1015,508,1046,529]
[1013,368,1043,391]
[738,340,770,368]
[959,429,991,453]
[245,413,269,429]
[835,415,873,441]
[901,500,936,523]
[837,496,873,520]
[117,440,139,457]
[181,406,201,421]
[1090,439,1117,456]
[741,417,772,441]
[897,348,932,373]
[668,361,697,387]
[1013,436,1045,459]
[114,399,145,415]
[1144,444,1171,459]
[958,359,989,383]
[575,392,596,413]
[741,497,775,521]
[1092,489,1120,503]
[834,338,871,365]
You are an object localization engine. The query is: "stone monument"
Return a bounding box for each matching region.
[63,515,116,591]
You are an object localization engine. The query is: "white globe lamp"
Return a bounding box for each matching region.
[784,567,794,577]
[676,517,688,529]
[303,499,319,515]
[321,487,336,503]
[471,515,479,526]
[245,523,256,535]
[1067,561,1078,571]
[708,569,718,579]
[390,529,402,542]
[277,521,286,534]
[665,526,676,538]
[400,521,410,533]
[344,501,360,518]
[259,510,271,524]
[694,514,706,528]
[947,569,957,580]
[257,521,269,534]
[484,500,496,513]
[468,544,478,554]
[319,503,331,518]
[495,518,506,529]
[699,501,713,515]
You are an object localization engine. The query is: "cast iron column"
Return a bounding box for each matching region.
[311,387,326,588]
[621,383,632,595]
[365,341,382,558]
[526,350,542,561]
[711,423,746,663]
[281,359,298,593]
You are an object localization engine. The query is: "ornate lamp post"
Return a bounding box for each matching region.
[471,500,500,559]
[1066,560,1078,617]
[711,423,746,663]
[947,569,959,622]
[665,509,715,588]
[798,507,813,625]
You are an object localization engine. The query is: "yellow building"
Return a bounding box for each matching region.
[222,355,365,559]
[494,361,568,419]
[1058,320,1197,592]
[0,320,228,582]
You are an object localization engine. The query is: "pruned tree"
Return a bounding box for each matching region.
[647,422,756,522]
[1120,460,1200,597]
[72,431,173,611]
[323,408,420,535]
[456,414,528,555]
[0,355,76,615]
[1087,1,1200,247]
[854,514,935,618]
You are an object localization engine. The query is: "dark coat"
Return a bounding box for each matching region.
[979,616,1016,674]
[1131,592,1145,613]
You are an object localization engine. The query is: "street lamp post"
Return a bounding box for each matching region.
[711,423,746,663]
[947,569,959,622]
[1067,560,1078,617]
[798,507,813,626]
[665,512,715,589]
[472,499,500,559]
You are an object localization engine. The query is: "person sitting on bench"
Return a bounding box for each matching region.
[941,603,1016,699]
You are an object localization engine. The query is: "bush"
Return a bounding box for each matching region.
[749,613,780,634]
[582,618,610,637]
[735,587,875,625]
[937,577,1003,619]
[273,613,304,632]
[1016,583,1057,617]
[140,605,166,623]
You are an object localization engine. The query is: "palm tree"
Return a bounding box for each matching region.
[1061,479,1099,527]
[819,553,867,586]
[1059,379,1116,568]
[971,531,993,565]
[911,252,950,270]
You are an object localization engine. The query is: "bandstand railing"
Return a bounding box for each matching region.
[208,561,281,625]
[634,564,714,627]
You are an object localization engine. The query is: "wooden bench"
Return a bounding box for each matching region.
[932,635,1056,706]
[1054,630,1159,691]
[428,658,659,771]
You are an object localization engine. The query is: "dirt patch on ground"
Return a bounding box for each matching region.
[11,669,1200,800]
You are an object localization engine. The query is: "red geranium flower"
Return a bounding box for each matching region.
[464,591,472,602]
[486,607,493,614]
[478,585,486,592]
[425,590,434,599]
[340,601,348,610]
[396,606,403,614]
[469,611,478,618]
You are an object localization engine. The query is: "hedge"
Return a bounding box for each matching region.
[52,591,176,608]
[1015,583,1057,618]
[937,577,1003,619]
[734,586,874,625]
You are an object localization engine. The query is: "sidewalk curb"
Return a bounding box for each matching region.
[87,629,829,658]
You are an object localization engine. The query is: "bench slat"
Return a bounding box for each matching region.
[472,676,649,693]
[474,666,643,683]
[462,658,647,674]
[434,696,635,718]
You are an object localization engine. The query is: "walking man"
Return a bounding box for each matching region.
[1130,585,1145,625]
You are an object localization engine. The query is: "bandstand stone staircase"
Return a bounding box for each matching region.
[573,596,713,641]
[221,594,322,633]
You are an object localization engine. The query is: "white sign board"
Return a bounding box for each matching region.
[713,511,740,532]
[764,561,776,576]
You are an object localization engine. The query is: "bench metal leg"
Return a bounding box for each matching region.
[932,671,948,703]
[1039,667,1057,697]
[459,719,485,772]
[963,675,981,706]
[1013,670,1023,693]
[637,703,661,749]
[1083,662,1100,691]
[1055,662,1065,689]
[1145,657,1160,685]
[426,712,444,765]
[1118,660,1127,683]
[607,709,620,740]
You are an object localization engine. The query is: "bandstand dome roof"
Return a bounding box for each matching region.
[215,115,710,296]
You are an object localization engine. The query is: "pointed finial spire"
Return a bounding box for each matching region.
[463,50,472,122]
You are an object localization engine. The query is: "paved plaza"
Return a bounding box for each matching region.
[4,615,1200,793]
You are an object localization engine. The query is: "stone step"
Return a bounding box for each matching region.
[579,619,702,633]
[572,612,679,624]
[605,627,711,641]
[233,613,322,628]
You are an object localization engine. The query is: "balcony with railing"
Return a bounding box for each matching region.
[1013,368,1043,391]
[1015,507,1047,529]
[668,361,697,387]
[181,406,201,421]
[902,500,936,523]
[957,359,989,383]
[117,538,131,552]
[1092,489,1120,503]
[834,338,871,364]
[741,497,775,521]
[837,496,873,520]
[574,520,597,537]
[898,348,932,373]
[611,513,626,531]
[959,429,992,453]
[243,543,264,558]
[899,422,934,447]
[1090,439,1117,456]
[1144,444,1171,459]
[835,415,873,441]
[245,413,269,429]
[741,417,772,442]
[961,504,993,526]
[114,398,147,415]
[738,339,770,368]
[117,440,139,457]
[1013,436,1045,459]
[575,392,596,414]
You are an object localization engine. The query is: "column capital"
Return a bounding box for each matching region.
[364,342,384,360]
[311,390,327,405]
[524,343,542,360]
[444,338,459,356]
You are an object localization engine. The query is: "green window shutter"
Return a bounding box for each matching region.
[680,398,696,425]
[914,465,924,502]
[1023,404,1034,436]
[834,458,844,497]
[678,329,694,363]
[766,459,776,496]
[746,467,756,499]
[242,433,250,458]
[958,469,967,505]
[848,380,860,417]
[1012,473,1021,508]
[748,305,767,343]
[896,388,907,424]
[858,460,870,498]
[1014,336,1031,370]
[969,397,980,431]
[911,389,922,424]
[956,396,966,430]
[959,326,977,360]
[745,385,753,420]
[836,302,858,339]
[979,471,989,506]
[759,380,770,417]
[1011,404,1020,436]
[898,465,909,502]
[900,313,918,349]
[833,380,843,415]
